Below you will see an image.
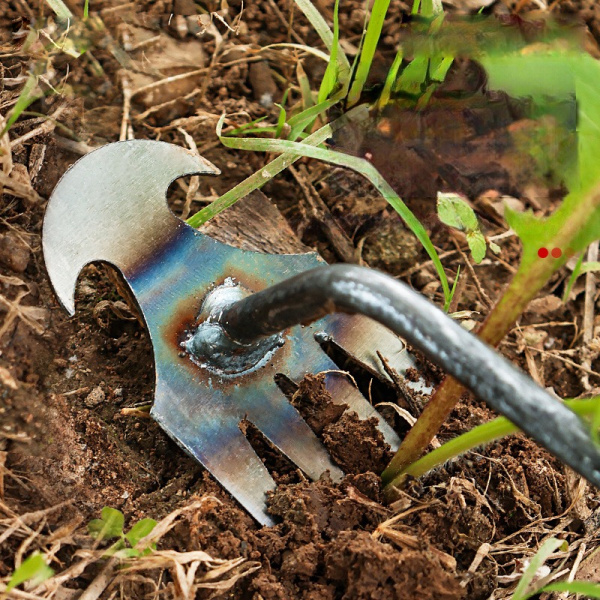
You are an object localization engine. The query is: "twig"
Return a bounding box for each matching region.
[177,128,201,220]
[398,249,459,279]
[77,557,118,600]
[582,241,599,390]
[54,135,96,155]
[266,0,306,44]
[452,237,494,310]
[119,72,133,141]
[289,164,356,262]
[10,102,69,149]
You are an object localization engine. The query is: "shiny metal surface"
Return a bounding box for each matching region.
[43,140,410,526]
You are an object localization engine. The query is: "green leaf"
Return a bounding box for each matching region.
[6,553,54,593]
[541,581,600,597]
[88,507,125,540]
[437,192,479,232]
[513,537,568,600]
[488,241,501,255]
[125,518,157,547]
[467,232,486,264]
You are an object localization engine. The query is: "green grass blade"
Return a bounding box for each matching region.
[444,266,461,311]
[213,114,450,303]
[293,0,350,72]
[275,89,289,138]
[391,397,600,485]
[562,250,584,303]
[84,0,90,19]
[347,0,391,106]
[513,537,568,600]
[287,91,345,140]
[317,0,341,103]
[45,0,73,20]
[541,581,600,598]
[186,106,369,228]
[376,49,403,110]
[1,73,42,136]
[296,61,315,111]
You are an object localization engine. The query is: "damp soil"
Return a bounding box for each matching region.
[2,0,600,599]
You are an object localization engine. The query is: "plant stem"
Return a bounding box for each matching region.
[391,397,599,484]
[383,183,600,487]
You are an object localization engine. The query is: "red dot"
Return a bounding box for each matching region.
[551,248,562,258]
[538,247,549,258]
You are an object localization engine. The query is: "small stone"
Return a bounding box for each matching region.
[0,232,31,273]
[85,386,105,408]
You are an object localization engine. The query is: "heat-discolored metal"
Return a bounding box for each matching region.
[43,140,416,526]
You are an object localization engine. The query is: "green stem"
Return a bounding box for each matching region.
[391,397,599,486]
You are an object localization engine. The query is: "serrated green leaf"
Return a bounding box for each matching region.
[437,193,479,232]
[6,553,54,593]
[467,232,486,263]
[125,518,157,547]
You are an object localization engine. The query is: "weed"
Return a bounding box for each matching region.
[88,506,157,558]
[385,51,600,484]
[437,192,499,263]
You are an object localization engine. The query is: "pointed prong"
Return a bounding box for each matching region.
[154,406,278,526]
[280,332,402,451]
[242,386,344,483]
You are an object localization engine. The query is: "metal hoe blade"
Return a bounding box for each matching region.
[43,141,422,525]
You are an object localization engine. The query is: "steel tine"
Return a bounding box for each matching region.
[242,383,344,482]
[315,314,431,394]
[278,324,402,450]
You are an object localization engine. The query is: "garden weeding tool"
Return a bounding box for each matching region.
[43,140,600,525]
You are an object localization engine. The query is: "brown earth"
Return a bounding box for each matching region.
[1,0,600,599]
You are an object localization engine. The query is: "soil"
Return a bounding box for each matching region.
[1,0,600,599]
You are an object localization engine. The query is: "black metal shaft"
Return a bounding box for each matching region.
[218,264,600,488]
